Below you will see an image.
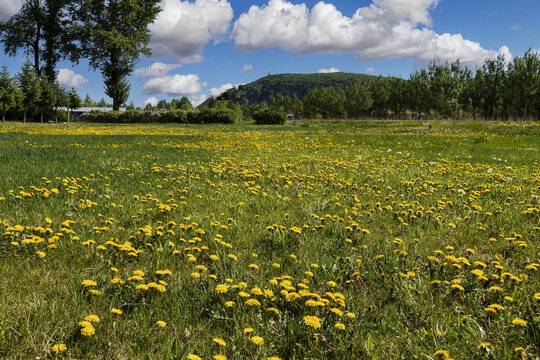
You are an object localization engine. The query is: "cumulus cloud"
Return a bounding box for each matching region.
[366,67,376,73]
[318,67,341,73]
[143,96,159,108]
[242,64,253,72]
[134,56,203,77]
[142,74,206,96]
[190,94,208,107]
[57,69,88,90]
[232,0,509,67]
[209,83,235,97]
[0,0,23,21]
[149,0,233,62]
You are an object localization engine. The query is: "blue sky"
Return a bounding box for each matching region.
[0,0,538,108]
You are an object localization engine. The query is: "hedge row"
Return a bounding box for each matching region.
[252,108,288,125]
[78,108,239,124]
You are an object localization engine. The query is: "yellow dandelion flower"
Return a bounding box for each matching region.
[213,337,226,346]
[51,343,67,353]
[245,298,261,306]
[335,323,346,330]
[224,301,235,307]
[81,280,97,287]
[512,318,527,327]
[346,312,355,319]
[243,327,254,334]
[156,321,167,328]
[80,325,95,336]
[266,307,280,315]
[267,357,282,360]
[215,284,230,293]
[187,355,202,360]
[214,355,226,360]
[250,336,264,345]
[111,308,122,315]
[303,315,321,329]
[84,314,100,323]
[191,272,201,279]
[37,251,46,258]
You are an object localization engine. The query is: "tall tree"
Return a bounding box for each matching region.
[37,74,55,123]
[18,60,41,123]
[78,0,161,110]
[344,81,372,119]
[0,0,78,81]
[512,49,540,120]
[0,65,15,122]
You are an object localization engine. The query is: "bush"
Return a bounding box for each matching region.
[78,109,238,124]
[252,108,287,125]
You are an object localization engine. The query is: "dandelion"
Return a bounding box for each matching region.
[267,357,282,360]
[245,298,261,306]
[214,355,226,360]
[80,325,95,336]
[303,315,321,329]
[81,280,97,287]
[156,321,166,328]
[335,323,346,330]
[512,318,527,327]
[111,308,122,315]
[224,301,235,307]
[51,343,67,353]
[213,337,226,346]
[84,314,100,323]
[243,327,254,334]
[215,284,230,293]
[250,336,264,345]
[187,355,202,360]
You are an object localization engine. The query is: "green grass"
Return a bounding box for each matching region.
[0,120,539,360]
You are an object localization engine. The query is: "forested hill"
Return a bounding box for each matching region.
[204,72,378,105]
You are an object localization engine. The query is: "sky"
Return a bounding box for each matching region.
[0,0,539,108]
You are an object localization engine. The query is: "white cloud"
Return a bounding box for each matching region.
[57,69,88,90]
[190,94,208,107]
[318,67,341,73]
[232,0,509,67]
[143,96,159,108]
[149,0,233,62]
[0,0,23,21]
[135,62,181,77]
[512,24,522,31]
[142,74,206,96]
[242,64,253,72]
[209,83,235,97]
[366,67,376,73]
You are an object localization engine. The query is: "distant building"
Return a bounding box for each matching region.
[59,107,126,121]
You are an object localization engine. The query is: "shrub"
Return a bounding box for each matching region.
[78,109,238,124]
[252,108,287,125]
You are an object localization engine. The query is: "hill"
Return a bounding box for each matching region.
[202,72,378,106]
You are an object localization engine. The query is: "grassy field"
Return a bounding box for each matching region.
[0,120,538,360]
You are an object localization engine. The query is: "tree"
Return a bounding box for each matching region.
[303,87,345,119]
[83,94,95,107]
[512,49,540,120]
[344,81,372,119]
[37,74,55,123]
[369,77,391,118]
[97,97,108,107]
[18,60,41,123]
[67,89,81,123]
[178,96,193,110]
[53,82,67,123]
[0,65,15,122]
[78,0,161,110]
[157,99,169,110]
[0,0,78,81]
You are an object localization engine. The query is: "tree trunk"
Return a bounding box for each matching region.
[40,108,43,124]
[54,106,57,123]
[24,109,27,123]
[524,93,529,120]
[113,97,119,111]
[2,103,4,123]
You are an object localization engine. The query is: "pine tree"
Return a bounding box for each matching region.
[17,60,41,123]
[0,65,15,122]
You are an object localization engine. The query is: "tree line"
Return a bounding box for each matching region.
[263,50,540,121]
[0,0,160,111]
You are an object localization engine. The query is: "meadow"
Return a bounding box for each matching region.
[0,120,538,360]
